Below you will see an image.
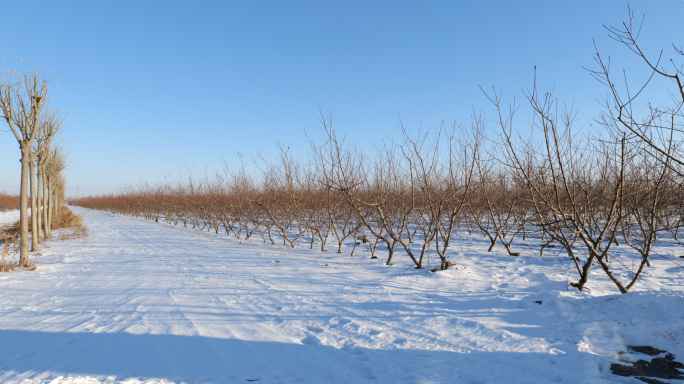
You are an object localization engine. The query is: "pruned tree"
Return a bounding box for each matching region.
[0,63,50,265]
[32,108,64,245]
[589,6,684,175]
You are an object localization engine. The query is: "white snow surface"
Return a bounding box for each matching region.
[1,207,684,384]
[0,209,20,226]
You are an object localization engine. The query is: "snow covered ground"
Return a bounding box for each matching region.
[0,209,20,227]
[1,207,683,384]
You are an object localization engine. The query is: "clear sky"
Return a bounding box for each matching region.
[1,1,682,197]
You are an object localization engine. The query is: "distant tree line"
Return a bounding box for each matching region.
[0,193,19,212]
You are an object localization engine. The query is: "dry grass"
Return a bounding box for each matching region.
[58,223,89,241]
[0,223,33,272]
[51,206,84,230]
[25,206,84,230]
[1,206,87,273]
[54,206,89,240]
[0,256,36,272]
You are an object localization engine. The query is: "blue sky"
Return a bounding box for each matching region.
[1,1,682,197]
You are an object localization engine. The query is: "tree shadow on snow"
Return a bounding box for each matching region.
[0,329,593,384]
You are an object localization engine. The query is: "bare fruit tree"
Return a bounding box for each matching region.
[589,6,684,175]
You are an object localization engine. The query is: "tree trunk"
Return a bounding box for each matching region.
[487,235,497,252]
[42,168,49,238]
[56,190,62,213]
[504,243,520,256]
[385,240,396,266]
[36,166,42,244]
[19,150,30,266]
[47,180,53,235]
[29,161,38,251]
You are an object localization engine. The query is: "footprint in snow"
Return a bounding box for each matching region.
[328,317,351,328]
[301,334,321,345]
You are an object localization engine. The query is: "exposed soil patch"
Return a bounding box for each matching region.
[630,346,666,356]
[611,346,684,382]
[634,377,667,384]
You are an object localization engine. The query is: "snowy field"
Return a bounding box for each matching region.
[1,207,684,384]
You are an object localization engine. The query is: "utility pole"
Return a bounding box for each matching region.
[77,187,79,199]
